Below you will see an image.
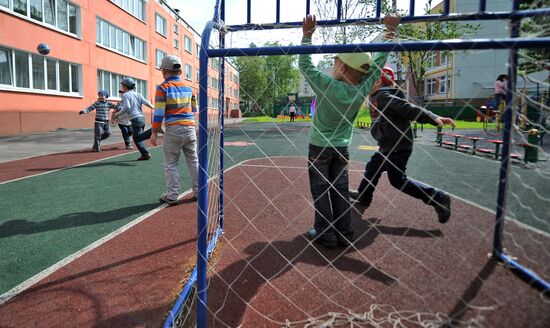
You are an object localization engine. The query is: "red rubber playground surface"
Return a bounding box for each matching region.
[0,129,549,327]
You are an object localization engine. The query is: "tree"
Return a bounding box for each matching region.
[263,42,300,115]
[233,42,300,116]
[314,0,390,45]
[395,0,479,103]
[312,0,394,88]
[233,43,269,113]
[519,0,550,73]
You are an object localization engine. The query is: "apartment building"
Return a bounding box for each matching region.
[0,0,239,135]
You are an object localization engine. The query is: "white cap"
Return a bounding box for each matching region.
[160,55,182,70]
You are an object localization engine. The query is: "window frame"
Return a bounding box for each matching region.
[155,12,167,37]
[155,49,166,68]
[0,45,81,96]
[0,0,81,37]
[96,17,147,62]
[425,78,436,96]
[184,36,192,54]
[184,64,192,81]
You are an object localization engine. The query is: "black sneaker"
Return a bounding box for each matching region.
[137,154,151,161]
[337,235,354,248]
[159,193,180,206]
[305,228,336,248]
[434,193,452,223]
[349,190,371,207]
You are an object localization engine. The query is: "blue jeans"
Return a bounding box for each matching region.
[308,144,353,243]
[356,149,440,206]
[93,121,111,150]
[118,124,132,147]
[130,117,151,155]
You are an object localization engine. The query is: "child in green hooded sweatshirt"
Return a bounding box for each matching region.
[299,14,400,248]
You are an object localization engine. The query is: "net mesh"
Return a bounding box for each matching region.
[171,0,550,327]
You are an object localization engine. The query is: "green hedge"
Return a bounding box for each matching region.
[425,104,478,121]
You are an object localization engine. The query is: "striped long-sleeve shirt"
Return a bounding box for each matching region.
[81,101,119,122]
[152,76,195,132]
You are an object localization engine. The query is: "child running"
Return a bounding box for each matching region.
[79,90,118,152]
[113,78,154,160]
[350,66,455,223]
[111,91,133,150]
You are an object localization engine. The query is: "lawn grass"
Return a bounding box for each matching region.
[242,116,280,123]
[243,115,311,123]
[244,112,491,130]
[355,108,491,130]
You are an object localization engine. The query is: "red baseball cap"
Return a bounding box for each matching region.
[381,66,396,85]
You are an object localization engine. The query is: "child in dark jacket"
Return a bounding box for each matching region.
[79,90,119,152]
[350,66,455,223]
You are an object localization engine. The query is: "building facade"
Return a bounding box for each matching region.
[420,0,546,106]
[0,0,239,136]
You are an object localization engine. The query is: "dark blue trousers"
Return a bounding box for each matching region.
[356,149,439,206]
[308,144,354,243]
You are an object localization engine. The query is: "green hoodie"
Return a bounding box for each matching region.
[299,36,389,147]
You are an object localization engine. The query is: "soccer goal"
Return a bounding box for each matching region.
[164,1,550,327]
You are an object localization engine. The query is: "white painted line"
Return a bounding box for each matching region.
[0,202,168,305]
[0,146,162,185]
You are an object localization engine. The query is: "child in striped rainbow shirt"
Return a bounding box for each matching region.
[150,55,199,205]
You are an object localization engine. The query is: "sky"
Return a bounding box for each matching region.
[168,0,431,36]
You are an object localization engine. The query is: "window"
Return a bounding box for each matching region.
[427,52,436,68]
[32,54,45,90]
[184,36,192,53]
[173,38,179,49]
[196,68,199,82]
[174,24,179,34]
[212,97,218,109]
[15,50,29,88]
[195,43,200,58]
[440,51,449,65]
[44,0,54,25]
[155,49,166,68]
[155,13,167,36]
[31,0,43,21]
[185,64,192,80]
[46,58,56,90]
[14,0,27,15]
[68,2,77,34]
[96,17,147,61]
[0,48,13,86]
[111,0,146,21]
[425,78,436,95]
[211,76,219,90]
[439,75,450,94]
[0,46,80,94]
[58,60,70,92]
[97,69,147,99]
[56,0,68,31]
[210,58,220,70]
[3,0,80,36]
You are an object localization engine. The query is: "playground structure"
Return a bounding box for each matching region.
[163,1,550,327]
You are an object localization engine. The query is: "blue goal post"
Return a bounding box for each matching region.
[163,1,550,327]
